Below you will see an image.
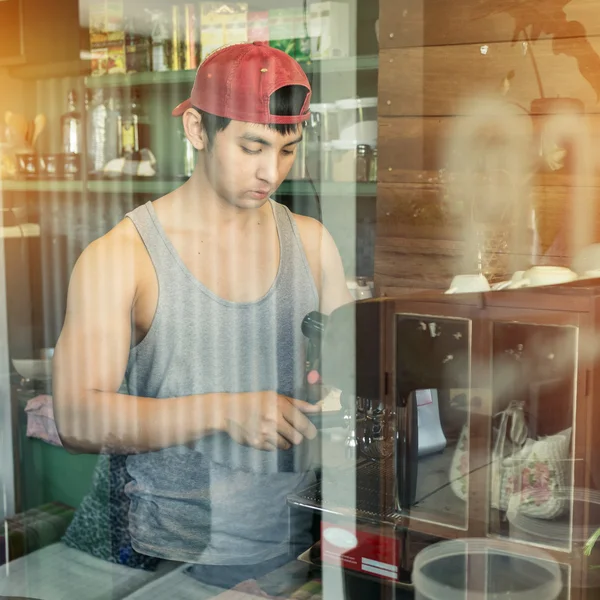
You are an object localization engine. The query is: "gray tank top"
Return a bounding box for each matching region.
[123,199,319,565]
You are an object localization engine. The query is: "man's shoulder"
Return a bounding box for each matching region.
[77,214,146,274]
[291,212,324,245]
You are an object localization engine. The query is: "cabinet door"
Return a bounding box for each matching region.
[393,304,476,532]
[0,0,23,63]
[487,315,578,554]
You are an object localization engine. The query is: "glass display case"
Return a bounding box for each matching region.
[488,321,577,554]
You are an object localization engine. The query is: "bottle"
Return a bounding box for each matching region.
[182,4,199,71]
[61,89,83,179]
[105,91,121,165]
[88,90,107,173]
[125,16,151,73]
[118,91,148,160]
[147,9,170,72]
[369,147,378,182]
[119,92,139,159]
[61,89,82,155]
[171,5,182,71]
[87,90,121,174]
[356,144,371,183]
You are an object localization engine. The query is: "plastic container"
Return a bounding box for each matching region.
[413,538,562,600]
[309,102,338,143]
[335,97,378,145]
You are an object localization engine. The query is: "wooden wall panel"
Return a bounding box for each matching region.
[375,238,464,291]
[377,116,600,186]
[379,39,600,117]
[375,0,600,293]
[379,0,600,49]
[377,183,461,240]
[375,183,600,291]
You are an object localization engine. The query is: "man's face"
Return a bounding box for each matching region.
[203,119,303,210]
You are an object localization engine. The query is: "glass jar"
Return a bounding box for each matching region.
[369,147,378,182]
[356,144,371,182]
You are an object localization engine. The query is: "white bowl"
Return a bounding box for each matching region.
[12,358,52,380]
[572,244,600,275]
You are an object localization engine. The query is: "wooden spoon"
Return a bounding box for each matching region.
[32,114,47,148]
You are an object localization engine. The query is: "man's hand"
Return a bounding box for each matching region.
[223,391,321,451]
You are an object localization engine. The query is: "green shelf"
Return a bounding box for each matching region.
[0,179,376,197]
[86,179,376,197]
[85,69,196,89]
[87,179,182,195]
[0,180,84,193]
[84,55,379,89]
[277,181,377,197]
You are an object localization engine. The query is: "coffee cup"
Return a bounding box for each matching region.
[509,266,577,288]
[445,273,491,294]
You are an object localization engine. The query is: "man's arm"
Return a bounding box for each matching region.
[52,220,218,453]
[293,214,354,315]
[318,224,355,314]
[53,220,317,455]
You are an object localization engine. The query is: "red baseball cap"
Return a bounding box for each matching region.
[172,41,311,124]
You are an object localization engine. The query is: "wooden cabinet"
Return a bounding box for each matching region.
[384,282,600,599]
[0,0,85,76]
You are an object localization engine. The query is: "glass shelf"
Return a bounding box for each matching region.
[277,181,377,197]
[0,180,84,193]
[84,55,379,89]
[88,179,377,197]
[87,179,179,195]
[0,179,376,197]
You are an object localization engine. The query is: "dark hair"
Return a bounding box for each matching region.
[195,85,308,149]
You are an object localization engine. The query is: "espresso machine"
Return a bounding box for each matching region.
[302,300,468,506]
[293,284,598,597]
[295,299,472,589]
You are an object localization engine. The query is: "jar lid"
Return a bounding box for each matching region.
[335,97,378,110]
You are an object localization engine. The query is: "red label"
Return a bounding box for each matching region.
[321,522,399,581]
[415,389,434,407]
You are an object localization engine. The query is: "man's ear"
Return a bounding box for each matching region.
[182,108,207,151]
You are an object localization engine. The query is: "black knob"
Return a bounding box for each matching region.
[302,311,329,340]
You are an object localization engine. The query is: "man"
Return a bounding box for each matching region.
[53,41,353,591]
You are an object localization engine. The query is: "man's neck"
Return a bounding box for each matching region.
[169,163,269,231]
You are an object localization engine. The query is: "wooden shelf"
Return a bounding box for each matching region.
[84,55,379,89]
[0,180,84,193]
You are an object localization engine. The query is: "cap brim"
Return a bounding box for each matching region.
[172,98,192,117]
